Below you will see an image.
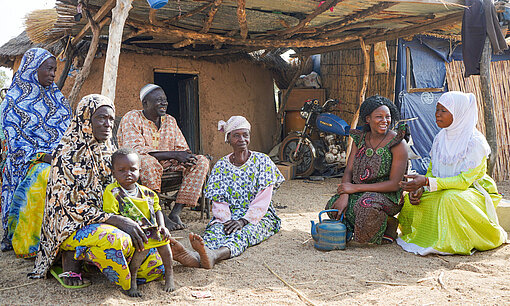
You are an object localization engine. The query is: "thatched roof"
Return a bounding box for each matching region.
[0,0,466,67]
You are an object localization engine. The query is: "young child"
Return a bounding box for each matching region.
[103,148,175,297]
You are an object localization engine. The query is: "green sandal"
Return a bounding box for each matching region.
[50,266,91,289]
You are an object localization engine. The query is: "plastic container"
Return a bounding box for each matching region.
[146,0,168,9]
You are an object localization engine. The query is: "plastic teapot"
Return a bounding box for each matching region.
[310,209,346,251]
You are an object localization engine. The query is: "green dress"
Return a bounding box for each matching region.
[397,157,507,255]
[326,125,406,244]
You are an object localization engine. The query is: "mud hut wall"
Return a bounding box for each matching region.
[57,52,276,161]
[320,41,398,125]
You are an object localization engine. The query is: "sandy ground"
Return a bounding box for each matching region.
[1,179,510,305]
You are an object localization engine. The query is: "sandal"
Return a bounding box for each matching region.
[0,236,13,252]
[381,235,395,244]
[50,266,91,289]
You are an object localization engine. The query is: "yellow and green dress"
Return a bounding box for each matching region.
[397,157,507,255]
[102,181,168,249]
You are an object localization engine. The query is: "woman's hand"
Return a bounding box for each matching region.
[409,187,424,205]
[331,194,349,220]
[399,174,427,192]
[159,226,171,241]
[106,215,148,252]
[337,182,357,195]
[223,218,248,235]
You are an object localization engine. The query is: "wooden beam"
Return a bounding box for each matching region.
[480,37,498,175]
[346,38,371,156]
[101,0,133,102]
[299,11,463,55]
[279,0,343,38]
[126,20,369,48]
[121,43,257,57]
[311,15,434,39]
[200,0,223,34]
[167,2,214,23]
[71,0,116,46]
[236,0,248,39]
[313,2,398,38]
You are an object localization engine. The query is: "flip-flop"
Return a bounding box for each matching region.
[50,266,91,289]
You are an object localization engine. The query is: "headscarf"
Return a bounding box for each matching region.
[1,48,71,230]
[31,94,116,278]
[139,84,162,102]
[218,116,251,142]
[430,91,491,178]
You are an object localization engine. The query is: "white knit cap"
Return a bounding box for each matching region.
[218,116,251,142]
[140,84,162,102]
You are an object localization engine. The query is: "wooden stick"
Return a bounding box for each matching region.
[346,38,371,157]
[480,37,498,175]
[168,2,214,24]
[314,2,398,38]
[68,9,105,108]
[71,0,116,46]
[236,0,248,39]
[263,262,316,306]
[331,290,356,298]
[365,280,408,286]
[125,20,362,48]
[299,12,463,55]
[416,276,434,283]
[437,271,446,289]
[0,281,39,292]
[200,0,223,34]
[279,0,343,38]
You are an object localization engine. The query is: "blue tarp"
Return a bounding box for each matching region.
[399,91,442,174]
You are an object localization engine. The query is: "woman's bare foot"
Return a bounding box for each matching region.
[189,233,215,269]
[62,251,89,286]
[189,233,230,269]
[169,238,200,268]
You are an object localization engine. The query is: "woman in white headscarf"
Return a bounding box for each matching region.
[397,91,507,255]
[168,116,284,269]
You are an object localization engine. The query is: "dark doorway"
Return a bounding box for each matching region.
[154,72,200,153]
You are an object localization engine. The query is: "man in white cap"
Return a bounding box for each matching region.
[117,84,209,231]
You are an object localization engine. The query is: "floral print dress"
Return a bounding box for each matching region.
[204,152,284,257]
[327,124,406,244]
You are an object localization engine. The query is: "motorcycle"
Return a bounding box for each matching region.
[279,99,350,177]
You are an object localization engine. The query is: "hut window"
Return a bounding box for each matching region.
[406,47,444,94]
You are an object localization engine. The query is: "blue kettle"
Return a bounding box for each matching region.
[310,209,347,251]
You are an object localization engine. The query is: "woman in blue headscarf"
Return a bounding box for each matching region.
[0,48,71,256]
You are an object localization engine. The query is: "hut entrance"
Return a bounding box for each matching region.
[154,72,200,153]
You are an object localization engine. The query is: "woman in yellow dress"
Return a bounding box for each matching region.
[397,91,507,255]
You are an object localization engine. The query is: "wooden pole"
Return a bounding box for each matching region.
[480,37,498,175]
[346,38,371,156]
[68,12,108,108]
[101,0,133,102]
[272,57,311,146]
[56,38,75,90]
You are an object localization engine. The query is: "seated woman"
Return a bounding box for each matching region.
[169,116,284,269]
[1,48,71,255]
[326,95,408,244]
[397,91,507,255]
[31,94,165,289]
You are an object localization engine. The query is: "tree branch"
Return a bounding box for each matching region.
[200,0,223,33]
[237,0,248,39]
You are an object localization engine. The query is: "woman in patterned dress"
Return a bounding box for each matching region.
[1,48,71,254]
[168,116,284,269]
[30,94,166,289]
[326,95,408,244]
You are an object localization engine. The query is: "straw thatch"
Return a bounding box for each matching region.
[0,32,64,67]
[446,60,510,182]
